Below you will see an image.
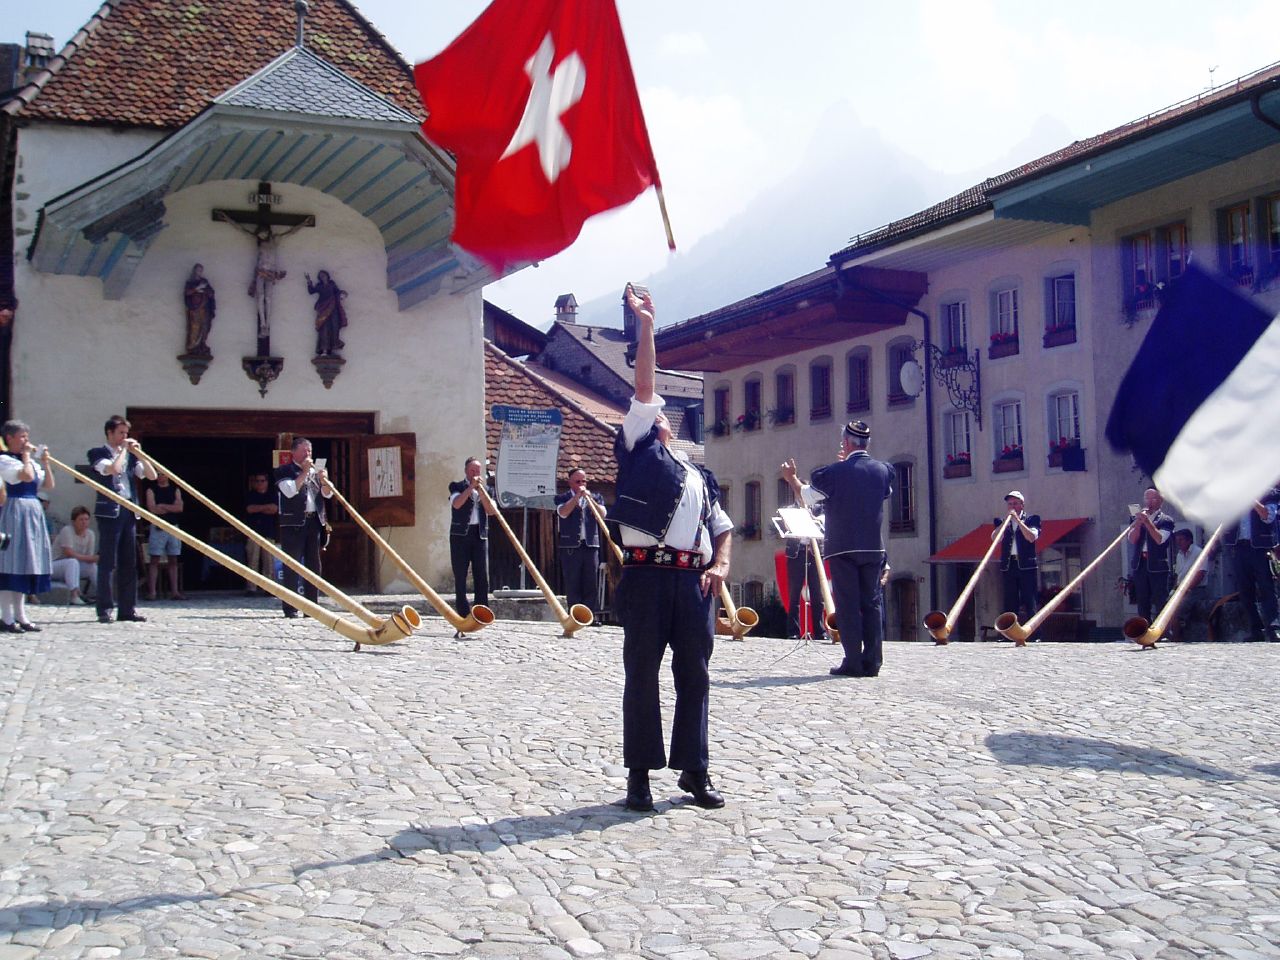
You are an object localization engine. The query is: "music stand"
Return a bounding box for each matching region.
[773,507,825,663]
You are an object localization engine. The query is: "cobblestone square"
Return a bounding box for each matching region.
[2,597,1279,959]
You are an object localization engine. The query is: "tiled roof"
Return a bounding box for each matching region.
[13,0,423,127]
[835,59,1280,261]
[553,321,703,400]
[216,47,417,124]
[485,342,620,485]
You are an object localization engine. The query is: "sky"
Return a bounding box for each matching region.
[11,1,1280,327]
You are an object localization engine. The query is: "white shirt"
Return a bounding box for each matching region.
[93,446,147,501]
[55,524,97,559]
[1174,543,1204,586]
[0,457,43,485]
[620,395,732,563]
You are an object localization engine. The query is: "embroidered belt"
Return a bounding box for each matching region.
[622,546,705,569]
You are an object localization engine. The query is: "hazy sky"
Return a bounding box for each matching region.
[11,1,1280,326]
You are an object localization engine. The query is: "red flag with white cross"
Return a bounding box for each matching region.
[414,0,669,271]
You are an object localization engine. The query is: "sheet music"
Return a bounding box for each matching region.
[776,506,824,540]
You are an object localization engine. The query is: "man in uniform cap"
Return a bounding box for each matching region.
[784,420,893,676]
[995,490,1041,641]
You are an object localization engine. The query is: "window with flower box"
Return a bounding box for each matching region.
[846,348,870,413]
[738,377,762,432]
[1220,202,1253,286]
[712,386,731,437]
[993,400,1024,471]
[1043,274,1076,347]
[943,411,972,478]
[939,301,969,367]
[1047,391,1082,468]
[889,462,915,534]
[771,368,795,426]
[1122,221,1187,318]
[810,357,832,421]
[989,287,1019,358]
[777,477,793,511]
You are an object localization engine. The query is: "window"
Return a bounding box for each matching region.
[846,349,870,413]
[777,477,793,511]
[889,462,915,534]
[1123,222,1187,310]
[993,288,1019,337]
[887,339,915,406]
[941,301,968,354]
[1047,275,1074,329]
[743,480,762,540]
[943,411,971,465]
[712,386,730,437]
[1266,194,1280,265]
[1050,391,1081,446]
[994,400,1023,460]
[772,369,795,425]
[687,404,704,444]
[1039,541,1084,614]
[742,377,762,432]
[1221,202,1252,284]
[809,358,832,420]
[744,580,765,610]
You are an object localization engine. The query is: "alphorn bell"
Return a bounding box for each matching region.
[131,449,415,648]
[995,524,1130,646]
[474,484,593,637]
[924,515,1012,644]
[321,481,493,635]
[49,454,418,646]
[1124,524,1225,648]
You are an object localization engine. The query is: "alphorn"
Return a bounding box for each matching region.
[580,492,757,640]
[131,449,408,644]
[809,535,840,644]
[475,484,593,637]
[322,481,493,635]
[49,454,418,647]
[924,515,1012,644]
[1124,524,1225,648]
[995,523,1130,646]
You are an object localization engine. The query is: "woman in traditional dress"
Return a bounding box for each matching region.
[0,420,55,631]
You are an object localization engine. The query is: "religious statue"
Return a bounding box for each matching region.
[306,271,348,356]
[215,214,308,344]
[182,263,216,356]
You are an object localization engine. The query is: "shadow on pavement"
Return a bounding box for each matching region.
[1253,763,1280,777]
[985,732,1239,781]
[0,891,223,932]
[714,673,831,689]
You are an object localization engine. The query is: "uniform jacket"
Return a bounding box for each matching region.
[808,451,893,558]
[1129,509,1176,574]
[275,461,327,528]
[611,422,720,541]
[88,444,140,519]
[1222,487,1280,550]
[448,480,489,540]
[554,490,605,548]
[998,512,1041,571]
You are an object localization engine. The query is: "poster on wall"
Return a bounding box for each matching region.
[367,445,403,498]
[491,405,562,509]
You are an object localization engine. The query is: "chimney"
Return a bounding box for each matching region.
[23,32,54,81]
[554,293,578,325]
[622,284,649,344]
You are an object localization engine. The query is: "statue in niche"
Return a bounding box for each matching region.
[182,263,216,356]
[306,270,348,356]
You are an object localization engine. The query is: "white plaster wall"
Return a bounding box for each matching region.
[11,125,484,588]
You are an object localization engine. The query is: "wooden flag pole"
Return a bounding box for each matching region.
[655,185,676,250]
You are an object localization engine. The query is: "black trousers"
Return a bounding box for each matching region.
[96,511,138,617]
[619,566,714,772]
[450,527,488,616]
[559,545,599,613]
[786,547,826,639]
[1233,542,1279,637]
[280,514,324,612]
[1001,562,1040,638]
[829,553,884,675]
[1132,556,1169,625]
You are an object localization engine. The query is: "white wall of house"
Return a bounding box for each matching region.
[10,124,484,588]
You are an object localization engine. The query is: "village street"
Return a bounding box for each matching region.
[1,597,1279,959]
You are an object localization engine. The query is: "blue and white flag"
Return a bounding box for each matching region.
[1106,265,1280,527]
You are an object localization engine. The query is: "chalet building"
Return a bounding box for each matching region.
[657,61,1280,640]
[1,0,506,591]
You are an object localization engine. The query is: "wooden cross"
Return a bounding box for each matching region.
[213,181,315,356]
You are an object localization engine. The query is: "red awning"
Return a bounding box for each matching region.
[927,518,1090,563]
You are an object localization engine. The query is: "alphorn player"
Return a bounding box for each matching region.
[275,437,333,619]
[555,468,606,619]
[448,457,497,631]
[1127,486,1175,635]
[90,414,156,625]
[785,421,893,677]
[779,459,827,642]
[613,286,732,813]
[995,490,1042,643]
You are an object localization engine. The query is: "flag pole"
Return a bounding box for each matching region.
[655,184,676,250]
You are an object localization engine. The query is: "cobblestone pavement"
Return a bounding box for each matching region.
[3,595,1280,960]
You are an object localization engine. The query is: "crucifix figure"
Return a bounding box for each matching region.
[213,181,314,355]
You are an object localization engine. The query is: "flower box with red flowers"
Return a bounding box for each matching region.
[1043,323,1077,348]
[734,411,761,432]
[993,445,1024,473]
[1047,437,1080,468]
[988,331,1019,359]
[943,451,972,479]
[938,347,969,369]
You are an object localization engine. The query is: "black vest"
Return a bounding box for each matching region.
[611,424,719,541]
[1222,489,1280,550]
[1129,509,1175,574]
[998,512,1041,571]
[88,444,139,519]
[448,480,488,539]
[275,462,326,528]
[555,490,604,548]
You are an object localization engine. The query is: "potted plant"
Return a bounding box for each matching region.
[1048,436,1080,468]
[993,443,1024,473]
[939,345,969,368]
[738,522,760,540]
[943,451,972,479]
[711,418,731,437]
[734,410,761,432]
[988,330,1019,359]
[1122,281,1163,326]
[1042,321,1077,348]
[766,405,795,426]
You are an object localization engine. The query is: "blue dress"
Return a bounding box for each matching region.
[0,454,53,593]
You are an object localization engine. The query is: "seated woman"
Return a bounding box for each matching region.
[0,420,55,631]
[53,505,98,605]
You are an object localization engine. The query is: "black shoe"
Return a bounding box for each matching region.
[97,613,113,624]
[829,663,862,677]
[283,609,299,619]
[0,621,20,633]
[678,770,725,809]
[17,622,41,632]
[118,614,147,623]
[625,770,654,812]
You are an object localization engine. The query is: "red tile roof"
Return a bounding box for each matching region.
[485,341,620,484]
[13,0,423,127]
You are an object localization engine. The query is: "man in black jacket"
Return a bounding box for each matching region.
[555,469,606,617]
[274,437,332,619]
[1127,486,1175,631]
[448,457,497,624]
[89,414,157,624]
[996,490,1042,642]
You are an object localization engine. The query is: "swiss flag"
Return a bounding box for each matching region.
[414,0,664,272]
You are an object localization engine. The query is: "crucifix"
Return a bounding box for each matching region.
[213,181,315,356]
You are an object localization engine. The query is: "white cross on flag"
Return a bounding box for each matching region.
[415,0,664,272]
